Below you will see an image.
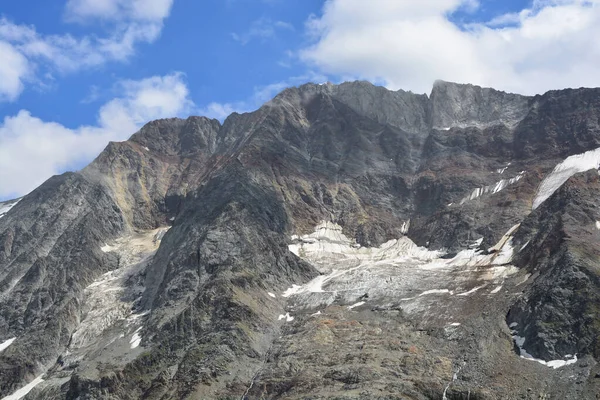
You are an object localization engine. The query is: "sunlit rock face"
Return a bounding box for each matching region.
[2,81,600,399]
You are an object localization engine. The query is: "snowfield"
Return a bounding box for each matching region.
[284,221,520,327]
[533,147,600,209]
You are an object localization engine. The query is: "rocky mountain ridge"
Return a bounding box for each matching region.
[0,80,600,399]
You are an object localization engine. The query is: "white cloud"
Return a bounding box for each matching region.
[65,0,173,22]
[0,72,193,198]
[301,0,600,95]
[0,0,174,101]
[0,41,29,101]
[232,17,294,45]
[0,18,164,73]
[199,102,238,121]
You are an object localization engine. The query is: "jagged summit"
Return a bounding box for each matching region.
[1,81,600,399]
[129,116,222,156]
[118,80,529,155]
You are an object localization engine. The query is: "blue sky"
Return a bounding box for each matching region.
[1,0,600,199]
[0,0,323,127]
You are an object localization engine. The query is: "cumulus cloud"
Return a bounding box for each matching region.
[301,0,600,95]
[0,41,29,101]
[0,0,174,101]
[0,73,193,198]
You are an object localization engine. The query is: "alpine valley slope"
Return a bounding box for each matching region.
[0,81,600,399]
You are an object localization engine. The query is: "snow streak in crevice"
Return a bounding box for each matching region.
[460,172,525,204]
[1,374,45,400]
[0,337,16,353]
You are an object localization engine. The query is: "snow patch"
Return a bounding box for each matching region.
[419,289,451,296]
[287,221,442,270]
[426,225,519,271]
[69,229,163,354]
[533,147,600,209]
[100,244,115,253]
[512,333,577,369]
[0,337,16,352]
[348,301,365,310]
[0,199,20,220]
[288,243,300,256]
[457,285,485,296]
[516,274,531,286]
[449,322,461,326]
[1,374,45,400]
[130,328,142,349]
[490,285,503,294]
[400,220,410,235]
[311,311,322,316]
[278,313,294,322]
[268,292,276,298]
[126,310,150,324]
[460,172,525,204]
[469,238,483,249]
[282,275,329,298]
[596,221,600,230]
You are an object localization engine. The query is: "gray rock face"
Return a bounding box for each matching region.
[0,173,125,395]
[509,170,600,360]
[431,80,531,130]
[129,116,221,156]
[1,80,600,399]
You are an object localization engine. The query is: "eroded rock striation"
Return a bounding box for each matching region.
[1,80,600,399]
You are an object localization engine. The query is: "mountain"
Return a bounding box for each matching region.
[1,80,600,399]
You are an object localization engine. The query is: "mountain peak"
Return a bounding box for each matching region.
[129,116,221,156]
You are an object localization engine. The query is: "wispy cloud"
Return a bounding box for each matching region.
[64,0,173,22]
[231,17,294,45]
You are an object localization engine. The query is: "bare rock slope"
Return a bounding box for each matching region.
[1,81,600,399]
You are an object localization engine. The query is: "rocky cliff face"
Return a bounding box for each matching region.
[1,80,600,399]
